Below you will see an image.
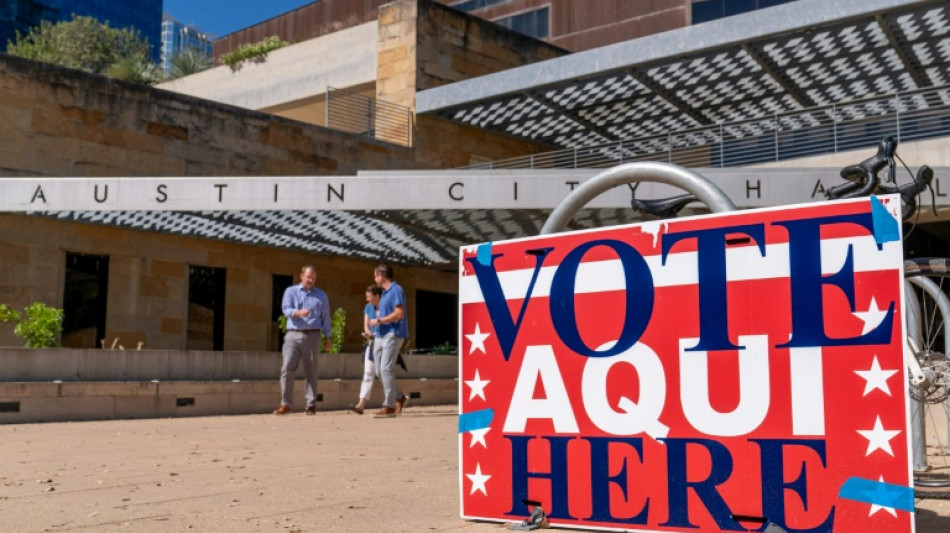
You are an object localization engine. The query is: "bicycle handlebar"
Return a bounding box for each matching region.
[828,136,894,199]
[826,136,933,221]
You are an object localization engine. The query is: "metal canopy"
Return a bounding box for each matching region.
[416,0,950,149]
[31,208,640,266]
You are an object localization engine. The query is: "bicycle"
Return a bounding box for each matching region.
[903,257,950,488]
[545,137,949,488]
[826,136,935,222]
[628,136,935,221]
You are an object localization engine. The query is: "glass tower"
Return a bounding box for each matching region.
[0,0,163,62]
[160,13,214,74]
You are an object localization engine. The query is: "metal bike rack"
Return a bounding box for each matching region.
[906,276,950,484]
[540,161,736,234]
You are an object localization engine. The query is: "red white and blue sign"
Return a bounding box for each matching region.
[458,195,913,532]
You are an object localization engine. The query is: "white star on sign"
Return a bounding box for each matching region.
[466,323,491,355]
[868,476,898,517]
[854,297,889,335]
[466,463,491,496]
[465,370,490,401]
[469,427,490,448]
[855,356,898,396]
[857,416,901,457]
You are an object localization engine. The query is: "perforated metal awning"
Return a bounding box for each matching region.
[416,0,950,149]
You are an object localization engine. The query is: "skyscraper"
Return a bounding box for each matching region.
[0,0,163,62]
[160,13,214,74]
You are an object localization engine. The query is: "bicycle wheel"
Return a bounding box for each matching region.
[904,257,950,488]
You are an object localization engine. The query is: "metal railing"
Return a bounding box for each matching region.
[464,85,950,169]
[326,87,413,147]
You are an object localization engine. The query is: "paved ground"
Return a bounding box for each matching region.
[0,405,947,532]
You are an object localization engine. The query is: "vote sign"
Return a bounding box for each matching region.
[458,195,913,532]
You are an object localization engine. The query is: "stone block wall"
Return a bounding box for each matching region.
[377,0,567,108]
[0,54,421,178]
[0,214,457,351]
[376,0,562,167]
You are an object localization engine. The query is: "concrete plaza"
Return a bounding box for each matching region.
[0,405,948,532]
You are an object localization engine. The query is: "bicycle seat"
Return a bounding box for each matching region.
[631,194,697,217]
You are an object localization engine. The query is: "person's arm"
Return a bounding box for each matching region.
[282,288,297,319]
[373,292,405,326]
[387,305,405,322]
[387,286,406,322]
[375,307,403,326]
[363,309,372,336]
[283,289,309,319]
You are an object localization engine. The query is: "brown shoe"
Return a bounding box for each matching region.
[374,407,396,418]
[395,396,408,414]
[305,406,316,416]
[349,406,364,415]
[273,405,291,415]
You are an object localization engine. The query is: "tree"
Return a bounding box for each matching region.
[7,14,156,80]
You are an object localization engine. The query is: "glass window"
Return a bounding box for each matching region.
[724,0,758,17]
[692,0,724,24]
[452,0,510,13]
[494,7,550,39]
[691,0,798,24]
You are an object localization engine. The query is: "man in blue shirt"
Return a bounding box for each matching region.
[368,263,409,417]
[275,265,332,415]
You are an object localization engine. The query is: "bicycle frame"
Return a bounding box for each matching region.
[540,161,736,235]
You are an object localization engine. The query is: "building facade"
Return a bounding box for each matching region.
[0,1,56,51]
[0,0,162,61]
[0,1,559,351]
[445,0,800,49]
[212,0,804,59]
[160,13,214,73]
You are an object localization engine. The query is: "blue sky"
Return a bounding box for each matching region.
[163,0,314,38]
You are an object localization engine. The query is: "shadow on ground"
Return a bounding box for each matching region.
[916,507,950,530]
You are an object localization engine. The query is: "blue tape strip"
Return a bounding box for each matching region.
[870,196,900,244]
[458,408,494,433]
[476,243,493,266]
[838,477,914,512]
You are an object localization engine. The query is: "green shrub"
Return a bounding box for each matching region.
[330,307,346,354]
[0,302,64,348]
[431,341,457,355]
[220,36,288,70]
[167,48,214,79]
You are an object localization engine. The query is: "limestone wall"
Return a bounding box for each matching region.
[0,349,459,423]
[376,0,560,166]
[377,0,568,109]
[0,378,458,423]
[0,348,457,381]
[0,54,419,178]
[157,22,379,116]
[0,214,457,350]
